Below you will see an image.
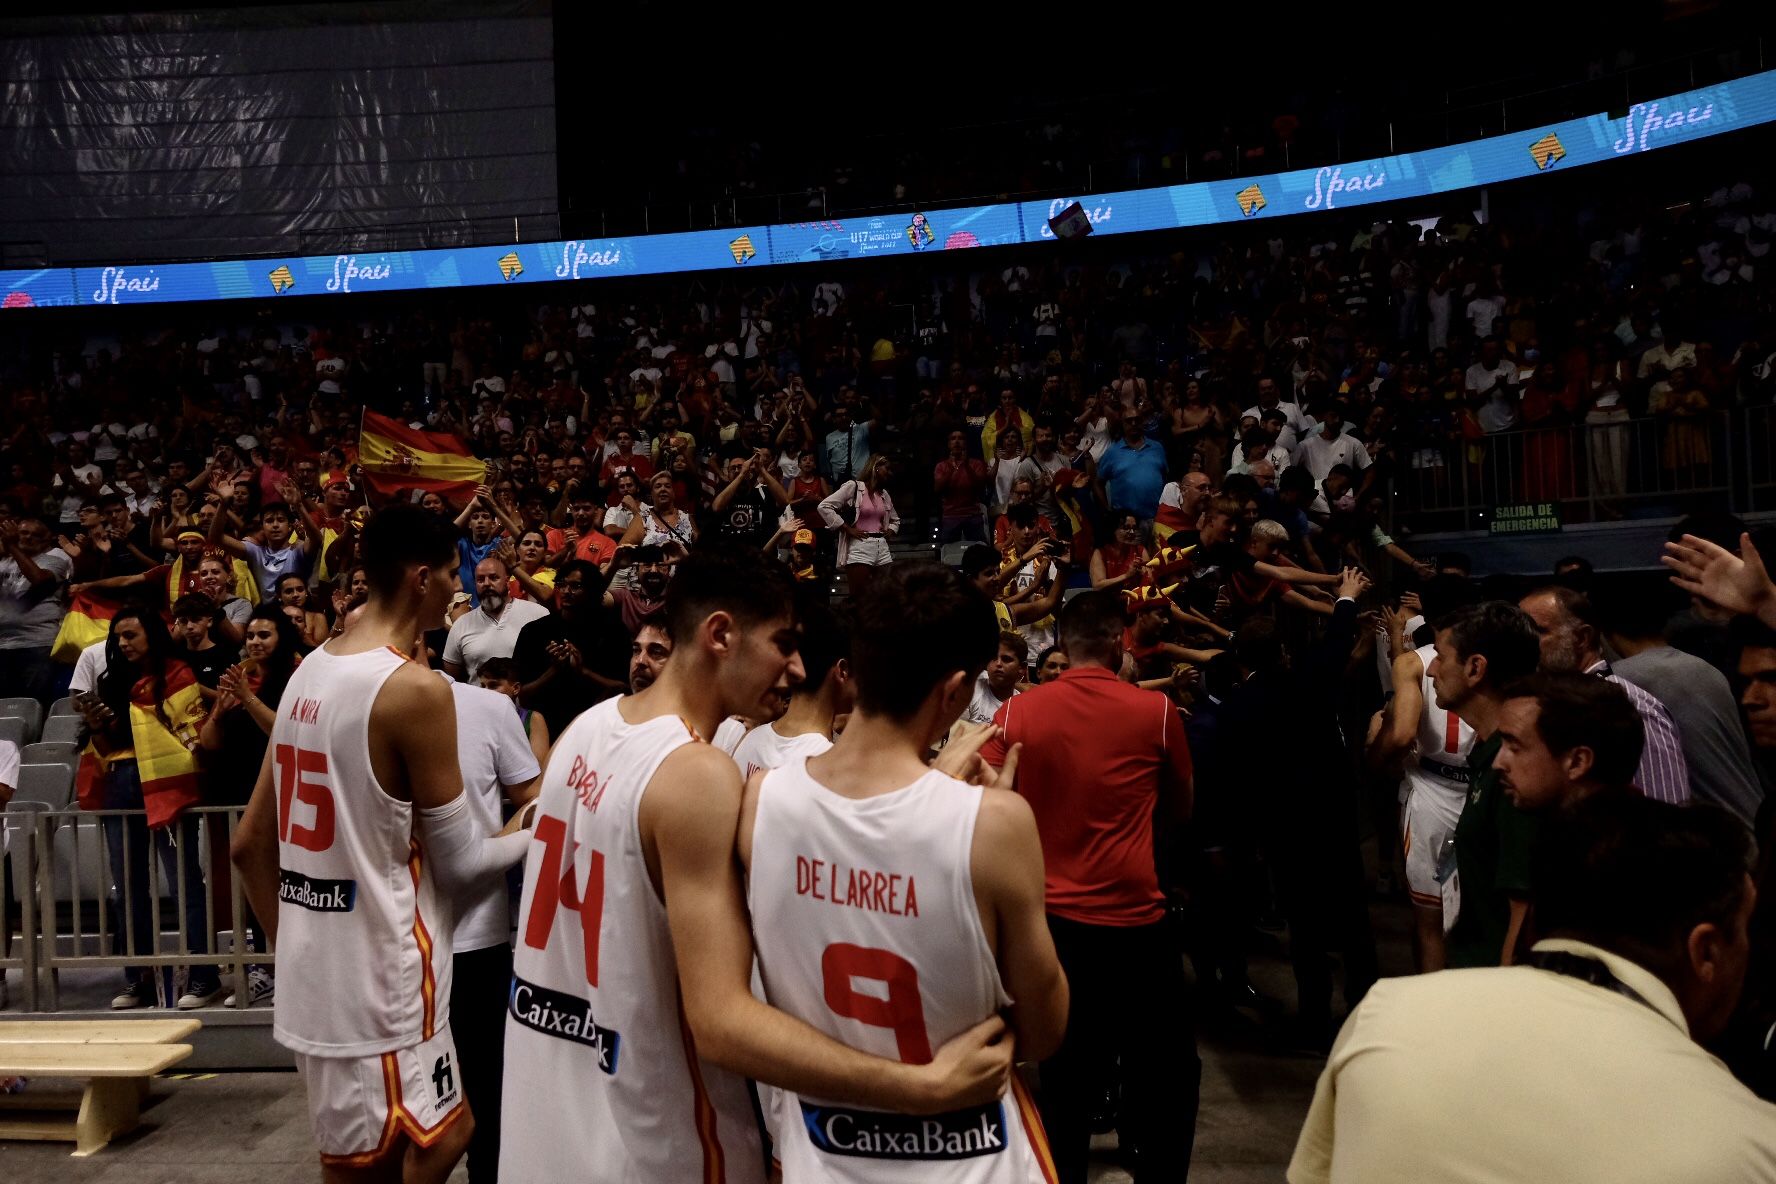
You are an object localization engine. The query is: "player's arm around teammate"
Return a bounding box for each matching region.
[969,786,1069,1062]
[644,740,1019,1114]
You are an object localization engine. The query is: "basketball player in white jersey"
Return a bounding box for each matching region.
[741,561,1066,1183]
[232,505,534,1183]
[1368,637,1474,972]
[501,544,1017,1183]
[731,591,852,779]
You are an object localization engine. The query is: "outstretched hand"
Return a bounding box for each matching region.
[1336,566,1372,602]
[1663,532,1776,625]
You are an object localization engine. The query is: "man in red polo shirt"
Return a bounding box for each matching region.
[982,589,1198,1184]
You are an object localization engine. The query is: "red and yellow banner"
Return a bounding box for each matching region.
[357,410,486,504]
[51,590,117,664]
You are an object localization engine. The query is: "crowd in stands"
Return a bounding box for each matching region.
[2,158,1776,1177]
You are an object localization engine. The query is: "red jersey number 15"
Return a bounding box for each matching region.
[275,743,336,853]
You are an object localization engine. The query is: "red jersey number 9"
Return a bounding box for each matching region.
[275,743,336,853]
[822,943,932,1064]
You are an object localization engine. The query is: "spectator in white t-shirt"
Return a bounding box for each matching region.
[1465,286,1504,338]
[1464,337,1518,401]
[963,631,1028,725]
[441,667,542,1184]
[442,557,551,682]
[1294,402,1372,513]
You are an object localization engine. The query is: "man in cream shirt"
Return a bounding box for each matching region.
[1289,794,1776,1184]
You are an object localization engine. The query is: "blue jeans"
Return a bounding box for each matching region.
[99,761,218,993]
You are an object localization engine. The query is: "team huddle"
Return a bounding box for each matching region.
[228,504,1066,1183]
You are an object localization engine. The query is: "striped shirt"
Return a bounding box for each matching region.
[1587,661,1690,805]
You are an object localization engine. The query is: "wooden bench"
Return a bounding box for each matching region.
[0,1020,197,1156]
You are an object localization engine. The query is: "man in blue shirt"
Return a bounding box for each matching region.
[1097,417,1169,520]
[821,401,875,486]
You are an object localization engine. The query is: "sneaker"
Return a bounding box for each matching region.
[223,967,274,1008]
[111,980,155,1010]
[177,981,225,1010]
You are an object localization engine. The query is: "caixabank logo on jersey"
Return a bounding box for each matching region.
[508,975,621,1074]
[278,869,356,912]
[799,1100,1008,1160]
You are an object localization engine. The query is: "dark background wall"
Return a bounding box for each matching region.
[0,1,559,266]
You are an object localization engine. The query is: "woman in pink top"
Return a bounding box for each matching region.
[817,454,900,596]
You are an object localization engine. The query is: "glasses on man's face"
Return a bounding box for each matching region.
[559,581,586,593]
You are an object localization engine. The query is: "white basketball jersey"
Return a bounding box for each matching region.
[713,715,750,755]
[271,645,453,1058]
[1405,642,1475,800]
[729,722,833,781]
[500,696,766,1184]
[748,758,1055,1183]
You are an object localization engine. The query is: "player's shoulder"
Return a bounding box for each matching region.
[377,659,455,711]
[1393,648,1427,679]
[974,784,1037,838]
[656,737,745,796]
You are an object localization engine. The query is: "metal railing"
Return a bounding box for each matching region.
[2,805,266,1013]
[1390,408,1766,533]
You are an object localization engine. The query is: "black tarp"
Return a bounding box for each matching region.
[0,2,559,264]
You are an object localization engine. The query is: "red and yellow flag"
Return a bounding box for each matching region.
[75,660,205,827]
[357,410,486,504]
[51,590,117,664]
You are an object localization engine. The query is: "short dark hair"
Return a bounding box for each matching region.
[1057,588,1125,668]
[1438,601,1540,688]
[997,630,1030,662]
[172,593,216,623]
[1278,466,1315,495]
[1418,573,1479,627]
[1220,473,1259,504]
[793,589,851,691]
[477,657,520,684]
[1505,672,1644,787]
[1534,795,1755,989]
[1233,616,1286,673]
[850,562,996,720]
[663,542,795,643]
[361,503,460,599]
[960,544,1002,579]
[1553,555,1594,587]
[1730,614,1776,652]
[555,559,599,588]
[259,501,292,520]
[1596,577,1685,641]
[1005,502,1038,528]
[1436,551,1473,575]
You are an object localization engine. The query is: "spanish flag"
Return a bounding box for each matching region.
[1153,499,1195,543]
[75,660,206,828]
[51,590,117,664]
[357,410,486,504]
